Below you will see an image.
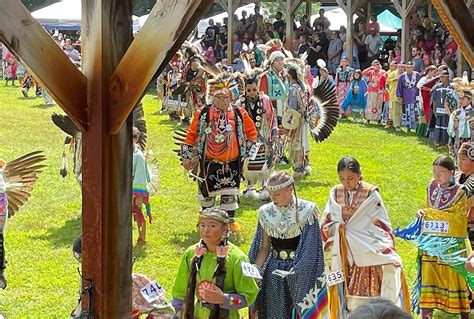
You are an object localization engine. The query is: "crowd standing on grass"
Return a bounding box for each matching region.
[2,6,474,319]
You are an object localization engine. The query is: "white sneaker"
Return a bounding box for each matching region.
[257,189,270,201]
[243,188,259,199]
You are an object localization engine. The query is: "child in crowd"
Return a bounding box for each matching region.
[132,127,152,247]
[342,69,368,123]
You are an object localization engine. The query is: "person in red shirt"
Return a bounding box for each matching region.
[180,72,257,231]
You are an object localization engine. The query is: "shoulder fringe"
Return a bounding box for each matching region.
[259,206,319,239]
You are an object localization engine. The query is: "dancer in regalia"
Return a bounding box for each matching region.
[456,142,474,249]
[164,55,183,120]
[396,61,421,132]
[249,172,325,318]
[284,61,312,178]
[448,90,473,163]
[177,72,257,231]
[335,56,354,117]
[321,157,410,317]
[172,208,259,319]
[0,151,46,288]
[182,47,206,125]
[362,60,386,124]
[341,69,367,123]
[416,65,438,137]
[395,155,474,318]
[430,70,455,146]
[237,70,278,201]
[385,61,404,131]
[259,41,289,128]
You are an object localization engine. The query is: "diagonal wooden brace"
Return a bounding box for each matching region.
[108,0,213,135]
[0,0,88,131]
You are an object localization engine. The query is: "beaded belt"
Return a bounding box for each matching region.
[272,249,296,260]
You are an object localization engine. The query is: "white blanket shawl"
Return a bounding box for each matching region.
[323,187,404,306]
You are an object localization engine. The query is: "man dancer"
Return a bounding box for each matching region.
[180,73,257,231]
[238,72,277,200]
[396,61,421,132]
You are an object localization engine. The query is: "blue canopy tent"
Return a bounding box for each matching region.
[377,9,402,30]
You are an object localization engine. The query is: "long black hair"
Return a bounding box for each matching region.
[337,156,361,174]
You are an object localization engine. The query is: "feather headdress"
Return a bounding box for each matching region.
[284,57,307,89]
[259,39,293,67]
[204,69,240,104]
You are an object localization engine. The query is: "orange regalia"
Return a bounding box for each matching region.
[178,72,257,228]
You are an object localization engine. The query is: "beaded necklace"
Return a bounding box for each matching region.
[206,106,233,157]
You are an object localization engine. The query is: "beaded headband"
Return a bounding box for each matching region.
[266,176,295,192]
[460,142,474,161]
[198,207,229,225]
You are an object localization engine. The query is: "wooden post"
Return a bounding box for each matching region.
[457,51,467,77]
[227,0,234,60]
[428,1,433,18]
[393,0,416,63]
[347,0,354,67]
[367,1,372,19]
[306,0,312,17]
[286,0,293,49]
[81,0,133,316]
[400,13,410,62]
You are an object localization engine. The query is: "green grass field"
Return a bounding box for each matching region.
[0,84,444,317]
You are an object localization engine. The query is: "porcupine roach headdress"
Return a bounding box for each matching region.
[204,68,241,104]
[257,38,292,67]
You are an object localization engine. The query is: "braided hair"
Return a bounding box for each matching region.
[183,240,206,318]
[183,224,229,318]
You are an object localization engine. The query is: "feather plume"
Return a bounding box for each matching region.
[3,151,46,217]
[309,80,339,142]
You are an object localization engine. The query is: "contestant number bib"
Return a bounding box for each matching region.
[422,220,449,234]
[241,262,262,279]
[436,107,447,115]
[248,143,262,161]
[140,280,165,303]
[326,269,345,286]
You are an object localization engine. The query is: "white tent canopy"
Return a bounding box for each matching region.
[32,0,140,31]
[31,0,81,29]
[310,7,397,33]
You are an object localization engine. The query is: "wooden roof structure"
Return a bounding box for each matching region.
[0,0,213,317]
[0,0,472,317]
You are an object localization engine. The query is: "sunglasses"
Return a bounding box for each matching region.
[246,88,257,92]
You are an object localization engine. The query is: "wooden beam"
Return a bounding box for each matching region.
[0,0,87,131]
[427,1,433,18]
[406,0,417,14]
[81,0,133,316]
[351,0,367,14]
[286,0,294,49]
[391,0,403,15]
[218,0,228,11]
[432,0,474,66]
[291,0,304,15]
[347,0,354,67]
[336,0,348,13]
[108,0,212,135]
[306,0,312,16]
[276,0,285,11]
[227,0,234,62]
